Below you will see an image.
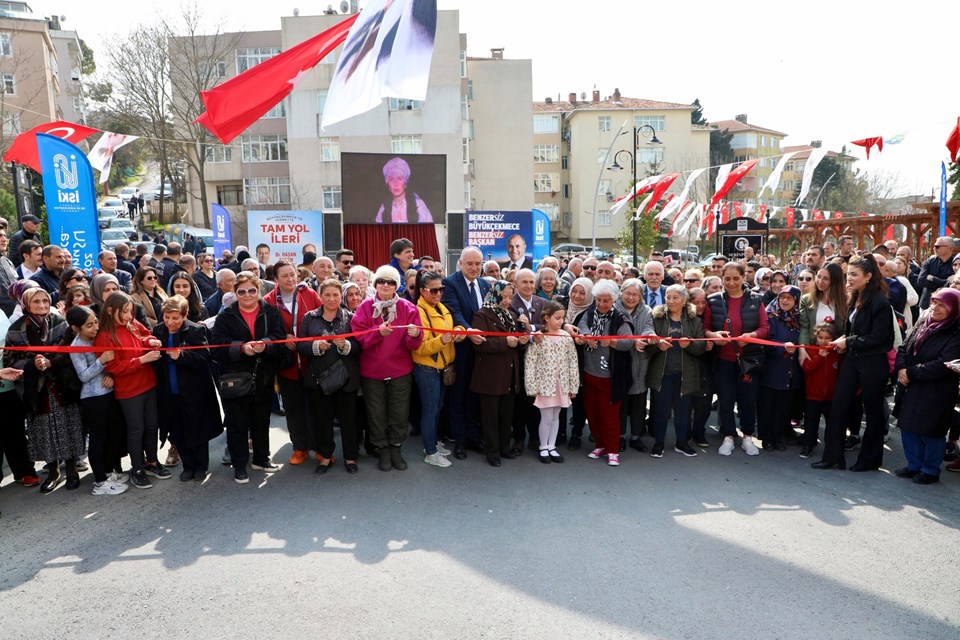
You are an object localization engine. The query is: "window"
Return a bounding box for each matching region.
[244,177,291,205]
[461,94,469,121]
[563,184,570,199]
[462,138,469,163]
[466,120,474,140]
[533,114,559,134]
[240,134,287,162]
[598,210,612,226]
[598,148,608,164]
[533,144,559,163]
[459,50,467,78]
[72,96,83,111]
[391,135,422,154]
[216,184,243,206]
[261,100,286,119]
[319,137,340,162]
[317,90,328,114]
[2,73,14,95]
[534,173,559,193]
[598,116,611,132]
[0,33,10,57]
[388,98,422,111]
[466,80,473,100]
[202,61,226,78]
[638,148,664,164]
[598,179,612,196]
[634,115,665,131]
[204,144,233,163]
[322,186,342,209]
[464,180,472,209]
[561,155,568,170]
[2,112,19,135]
[236,47,280,73]
[537,203,559,221]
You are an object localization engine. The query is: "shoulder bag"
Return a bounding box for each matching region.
[423,306,456,385]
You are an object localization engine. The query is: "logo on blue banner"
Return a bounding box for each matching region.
[37,133,100,272]
[211,203,233,259]
[532,209,552,267]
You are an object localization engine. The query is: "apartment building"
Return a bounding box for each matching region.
[177,9,533,254]
[780,142,855,207]
[534,89,710,249]
[47,15,84,127]
[710,115,788,206]
[0,1,61,149]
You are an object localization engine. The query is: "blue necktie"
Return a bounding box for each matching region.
[469,281,479,311]
[648,290,657,307]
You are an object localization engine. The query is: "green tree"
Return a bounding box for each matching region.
[709,127,734,187]
[948,161,960,200]
[690,98,707,126]
[615,200,661,265]
[79,39,96,74]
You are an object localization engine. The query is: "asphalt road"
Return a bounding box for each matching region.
[1,416,958,639]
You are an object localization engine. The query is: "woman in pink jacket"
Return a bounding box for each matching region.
[351,265,423,472]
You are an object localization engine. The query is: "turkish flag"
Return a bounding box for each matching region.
[710,159,758,208]
[785,208,795,228]
[195,15,358,144]
[720,202,730,224]
[733,201,743,217]
[884,225,894,241]
[642,174,679,216]
[833,211,844,219]
[947,117,960,163]
[851,136,884,159]
[813,210,823,220]
[758,205,767,223]
[3,120,100,172]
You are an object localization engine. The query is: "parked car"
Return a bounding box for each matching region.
[140,189,172,202]
[551,243,588,258]
[98,208,118,229]
[588,248,615,260]
[106,217,138,241]
[118,186,138,203]
[662,249,693,267]
[100,229,130,250]
[698,253,725,268]
[100,197,126,216]
[166,225,214,254]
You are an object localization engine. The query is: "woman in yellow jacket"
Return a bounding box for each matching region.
[413,270,465,467]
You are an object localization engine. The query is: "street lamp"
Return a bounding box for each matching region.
[607,124,662,268]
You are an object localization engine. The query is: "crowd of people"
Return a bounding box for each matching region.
[2,214,960,505]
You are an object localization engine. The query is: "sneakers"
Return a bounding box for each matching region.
[424,452,452,468]
[587,447,606,459]
[289,450,309,465]
[674,442,698,457]
[234,469,249,484]
[718,437,735,456]
[130,470,152,490]
[692,435,710,448]
[607,453,620,466]
[946,459,960,473]
[17,474,41,487]
[91,480,128,496]
[844,435,861,451]
[251,461,280,473]
[650,443,664,458]
[913,472,940,485]
[436,441,452,456]
[798,445,815,459]
[145,463,172,479]
[894,466,919,479]
[742,437,760,456]
[945,442,958,462]
[74,456,89,471]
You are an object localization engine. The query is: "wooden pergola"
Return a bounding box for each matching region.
[790,201,960,260]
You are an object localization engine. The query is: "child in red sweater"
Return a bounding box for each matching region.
[799,323,842,459]
[94,292,170,489]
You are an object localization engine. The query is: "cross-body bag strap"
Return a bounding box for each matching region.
[423,306,447,367]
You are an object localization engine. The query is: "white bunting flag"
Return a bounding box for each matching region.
[795,147,829,206]
[758,151,797,199]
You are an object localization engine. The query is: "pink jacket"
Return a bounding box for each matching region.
[351,295,423,380]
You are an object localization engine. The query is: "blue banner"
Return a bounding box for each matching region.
[466,211,534,270]
[212,203,233,259]
[941,162,948,236]
[36,133,100,272]
[532,209,551,267]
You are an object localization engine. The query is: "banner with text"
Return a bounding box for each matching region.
[212,203,233,259]
[37,133,100,272]
[532,209,551,267]
[466,210,535,270]
[247,210,323,265]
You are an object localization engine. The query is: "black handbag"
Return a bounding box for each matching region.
[312,358,349,394]
[218,371,255,399]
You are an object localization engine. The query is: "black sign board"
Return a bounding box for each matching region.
[718,217,768,261]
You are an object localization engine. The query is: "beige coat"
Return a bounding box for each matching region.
[524,333,580,397]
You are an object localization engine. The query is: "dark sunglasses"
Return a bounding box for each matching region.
[583,265,597,271]
[144,275,157,281]
[341,260,355,265]
[69,274,86,282]
[423,286,445,295]
[797,276,813,282]
[374,278,397,287]
[683,278,700,283]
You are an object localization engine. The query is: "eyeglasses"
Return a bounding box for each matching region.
[144,275,157,281]
[935,244,951,249]
[236,287,259,296]
[683,278,700,283]
[374,279,398,287]
[797,276,813,282]
[341,260,354,266]
[424,286,445,295]
[583,266,597,271]
[69,275,86,282]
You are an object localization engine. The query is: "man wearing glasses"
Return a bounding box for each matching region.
[581,257,599,282]
[335,249,355,281]
[918,236,956,309]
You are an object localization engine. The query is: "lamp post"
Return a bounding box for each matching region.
[591,120,629,256]
[608,124,661,268]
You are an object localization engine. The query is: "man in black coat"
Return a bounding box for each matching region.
[97,250,133,292]
[28,245,64,300]
[9,214,41,268]
[918,237,955,309]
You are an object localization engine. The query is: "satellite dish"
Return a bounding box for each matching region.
[293,8,299,16]
[60,15,66,21]
[580,92,586,100]
[340,0,349,12]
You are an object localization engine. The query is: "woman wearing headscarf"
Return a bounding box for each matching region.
[574,279,634,466]
[616,278,654,453]
[351,265,423,472]
[470,280,528,466]
[341,281,364,312]
[892,288,960,484]
[91,273,149,327]
[758,285,803,451]
[562,276,593,449]
[3,287,85,493]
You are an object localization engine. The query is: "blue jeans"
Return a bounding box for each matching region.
[900,431,945,476]
[414,364,444,455]
[651,372,691,444]
[714,359,757,437]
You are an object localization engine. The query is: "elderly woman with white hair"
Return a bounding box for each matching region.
[349,264,375,299]
[375,157,433,223]
[644,284,706,458]
[351,265,424,471]
[573,278,634,466]
[616,278,654,453]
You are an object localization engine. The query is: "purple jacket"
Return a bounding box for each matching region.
[351,295,424,380]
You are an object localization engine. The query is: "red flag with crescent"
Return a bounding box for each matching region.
[3,120,100,172]
[710,159,758,208]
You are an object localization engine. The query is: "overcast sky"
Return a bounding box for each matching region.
[40,0,956,199]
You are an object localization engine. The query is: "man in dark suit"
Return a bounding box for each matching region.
[498,233,533,272]
[641,261,669,308]
[441,247,490,459]
[113,243,138,280]
[510,268,545,453]
[97,249,133,292]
